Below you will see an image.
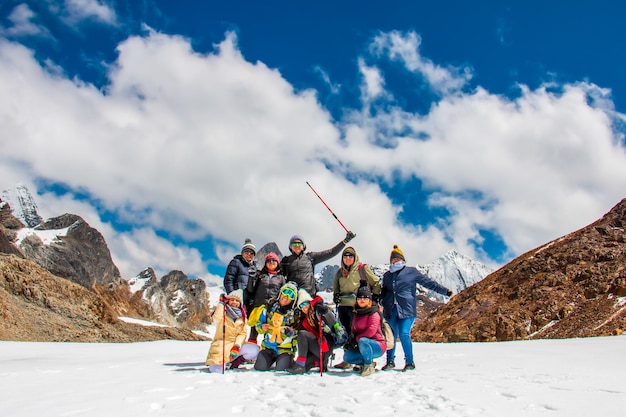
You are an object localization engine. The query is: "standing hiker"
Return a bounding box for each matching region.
[341,286,386,377]
[245,252,286,344]
[332,246,381,370]
[288,289,347,374]
[280,231,355,296]
[252,282,300,371]
[224,238,258,295]
[380,244,453,372]
[204,289,255,372]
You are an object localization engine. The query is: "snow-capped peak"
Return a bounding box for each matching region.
[1,183,43,228]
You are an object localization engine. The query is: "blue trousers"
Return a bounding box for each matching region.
[386,306,416,365]
[343,337,383,365]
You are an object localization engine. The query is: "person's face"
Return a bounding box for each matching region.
[300,303,310,314]
[279,286,296,306]
[290,240,304,255]
[342,252,355,266]
[228,298,241,308]
[265,259,278,271]
[242,249,255,262]
[279,294,293,306]
[356,296,372,308]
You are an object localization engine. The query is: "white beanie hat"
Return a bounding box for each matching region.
[241,238,256,254]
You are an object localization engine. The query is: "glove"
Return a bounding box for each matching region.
[284,327,295,337]
[333,293,341,305]
[446,289,453,297]
[371,293,379,303]
[219,293,228,304]
[344,231,356,243]
[344,334,357,351]
[333,322,348,345]
[229,345,240,361]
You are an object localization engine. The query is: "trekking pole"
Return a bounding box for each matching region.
[306,181,349,233]
[222,301,227,374]
[318,315,324,377]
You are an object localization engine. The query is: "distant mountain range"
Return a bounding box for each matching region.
[317,250,493,301]
[3,183,625,343]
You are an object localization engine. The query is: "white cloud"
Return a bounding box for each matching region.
[2,4,50,38]
[1,26,626,278]
[370,30,472,95]
[63,0,117,26]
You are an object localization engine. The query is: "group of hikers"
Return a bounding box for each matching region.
[204,232,453,377]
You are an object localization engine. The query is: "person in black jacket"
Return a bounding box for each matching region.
[224,238,258,294]
[288,289,347,374]
[245,252,286,343]
[380,244,453,372]
[280,232,355,296]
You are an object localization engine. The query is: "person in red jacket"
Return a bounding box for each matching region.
[288,290,347,374]
[342,286,386,377]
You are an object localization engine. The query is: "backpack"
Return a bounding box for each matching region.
[357,265,394,351]
[378,313,395,351]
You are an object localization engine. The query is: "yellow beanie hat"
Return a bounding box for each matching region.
[390,244,405,262]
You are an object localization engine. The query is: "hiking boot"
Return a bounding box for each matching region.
[381,361,395,371]
[354,361,374,372]
[333,361,351,369]
[229,356,245,369]
[402,363,416,371]
[360,364,375,377]
[288,363,306,375]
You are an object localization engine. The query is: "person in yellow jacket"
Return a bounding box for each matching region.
[332,246,381,369]
[205,289,251,373]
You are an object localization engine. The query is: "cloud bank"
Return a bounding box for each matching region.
[1,9,625,280]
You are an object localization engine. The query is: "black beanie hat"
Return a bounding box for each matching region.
[356,285,372,299]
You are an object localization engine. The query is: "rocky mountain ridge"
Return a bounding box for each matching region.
[413,198,626,342]
[0,186,212,341]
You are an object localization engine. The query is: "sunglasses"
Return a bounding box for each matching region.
[357,296,371,300]
[242,249,255,255]
[291,242,304,247]
[281,287,296,300]
[266,259,278,263]
[342,253,355,258]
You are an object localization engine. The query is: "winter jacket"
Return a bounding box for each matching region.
[333,247,381,307]
[296,296,347,352]
[381,265,450,320]
[246,269,286,310]
[280,240,345,295]
[204,303,248,366]
[253,295,299,354]
[352,305,386,352]
[224,255,258,295]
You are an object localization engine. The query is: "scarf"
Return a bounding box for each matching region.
[224,303,243,321]
[354,304,379,316]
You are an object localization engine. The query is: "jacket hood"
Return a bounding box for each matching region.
[340,246,361,270]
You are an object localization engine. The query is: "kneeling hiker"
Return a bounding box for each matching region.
[342,286,386,377]
[205,289,257,373]
[289,290,347,374]
[252,282,299,371]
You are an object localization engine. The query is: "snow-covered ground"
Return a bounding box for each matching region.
[1,334,624,417]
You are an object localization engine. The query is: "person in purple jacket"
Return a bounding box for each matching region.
[380,244,453,372]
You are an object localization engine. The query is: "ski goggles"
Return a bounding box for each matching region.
[280,287,297,300]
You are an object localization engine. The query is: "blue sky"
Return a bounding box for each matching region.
[1,1,626,280]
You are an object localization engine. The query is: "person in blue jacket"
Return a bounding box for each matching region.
[224,238,258,295]
[380,244,453,372]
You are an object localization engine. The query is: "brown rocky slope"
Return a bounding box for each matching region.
[0,254,205,342]
[413,198,626,342]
